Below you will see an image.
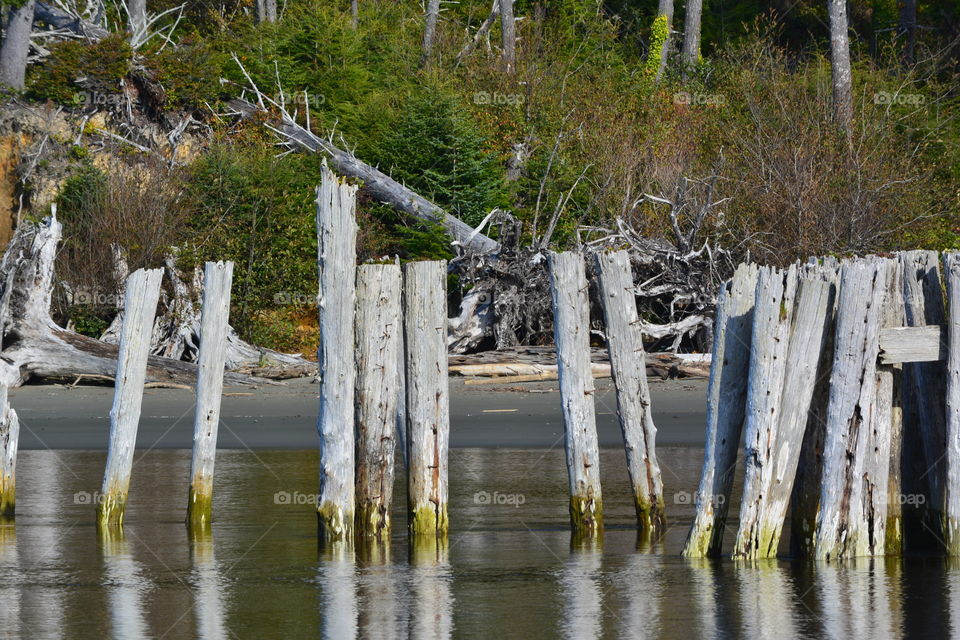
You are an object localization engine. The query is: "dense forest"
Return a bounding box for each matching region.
[0,0,957,354]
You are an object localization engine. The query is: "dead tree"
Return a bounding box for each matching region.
[456,0,499,64]
[0,0,36,90]
[126,0,146,42]
[255,0,276,23]
[500,0,515,72]
[681,0,702,72]
[420,0,441,66]
[653,0,674,83]
[828,0,853,132]
[0,212,260,387]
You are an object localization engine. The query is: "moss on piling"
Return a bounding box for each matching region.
[0,476,15,517]
[317,502,354,542]
[96,492,127,529]
[187,485,214,530]
[569,495,603,538]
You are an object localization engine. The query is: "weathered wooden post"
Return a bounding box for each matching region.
[683,263,759,557]
[187,261,234,529]
[734,267,836,559]
[355,263,402,539]
[316,164,359,543]
[548,251,602,538]
[97,268,164,528]
[899,250,948,549]
[403,260,450,537]
[594,250,664,530]
[814,258,890,559]
[0,378,19,517]
[944,252,960,555]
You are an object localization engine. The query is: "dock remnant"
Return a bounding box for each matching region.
[548,251,602,538]
[945,252,960,555]
[187,261,235,529]
[97,268,164,528]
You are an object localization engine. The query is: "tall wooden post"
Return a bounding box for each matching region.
[814,258,889,559]
[0,381,19,517]
[403,261,450,536]
[316,164,359,543]
[683,263,758,557]
[355,263,402,539]
[187,261,234,529]
[97,268,164,528]
[548,251,602,538]
[944,252,960,555]
[594,251,664,529]
[734,269,834,559]
[878,260,905,555]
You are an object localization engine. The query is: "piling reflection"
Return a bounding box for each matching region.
[318,539,358,640]
[617,535,662,639]
[100,528,151,640]
[816,557,902,639]
[735,559,799,639]
[0,519,19,636]
[356,537,398,640]
[189,527,228,640]
[409,534,453,640]
[686,557,725,639]
[560,536,603,640]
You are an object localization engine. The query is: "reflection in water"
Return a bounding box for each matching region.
[100,529,152,640]
[190,528,228,640]
[319,540,358,640]
[409,535,453,640]
[560,538,603,640]
[817,558,902,639]
[736,559,798,640]
[27,453,64,639]
[357,539,398,640]
[617,536,662,639]
[687,557,721,639]
[0,520,19,636]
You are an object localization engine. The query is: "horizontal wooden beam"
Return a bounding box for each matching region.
[878,325,946,364]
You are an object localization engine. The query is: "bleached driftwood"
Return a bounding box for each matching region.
[97,268,164,528]
[316,165,358,542]
[734,269,835,559]
[354,263,402,539]
[549,251,602,537]
[878,325,945,364]
[187,261,234,529]
[595,250,663,529]
[0,371,20,517]
[683,263,758,557]
[403,261,451,536]
[944,252,960,555]
[814,258,889,560]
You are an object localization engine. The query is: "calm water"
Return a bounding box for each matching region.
[2,446,956,639]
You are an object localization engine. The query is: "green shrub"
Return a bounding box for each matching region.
[27,34,132,105]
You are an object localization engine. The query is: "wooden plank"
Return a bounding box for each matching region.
[548,251,603,538]
[187,261,234,529]
[403,261,450,537]
[316,163,359,542]
[945,252,960,555]
[814,258,889,559]
[0,382,19,517]
[899,250,948,550]
[735,268,835,559]
[878,325,945,364]
[683,263,759,557]
[595,250,664,530]
[355,263,402,540]
[97,268,164,528]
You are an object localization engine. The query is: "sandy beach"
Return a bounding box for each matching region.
[8,376,709,449]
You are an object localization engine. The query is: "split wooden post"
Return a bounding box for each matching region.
[0,377,19,517]
[899,250,948,549]
[316,164,359,543]
[683,263,759,557]
[187,261,234,529]
[97,268,164,528]
[734,268,836,559]
[944,252,960,555]
[548,251,602,537]
[877,261,905,555]
[403,260,450,537]
[814,258,890,560]
[594,250,664,530]
[355,263,402,539]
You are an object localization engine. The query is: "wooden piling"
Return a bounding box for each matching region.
[683,263,759,557]
[877,260,905,555]
[548,251,602,537]
[0,383,19,517]
[355,263,402,539]
[316,164,359,543]
[735,267,836,559]
[899,250,948,550]
[594,250,664,530]
[187,261,234,529]
[814,258,889,560]
[97,268,164,528]
[403,260,450,537]
[945,252,960,555]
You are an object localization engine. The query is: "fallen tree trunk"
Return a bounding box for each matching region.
[0,211,264,388]
[33,2,110,39]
